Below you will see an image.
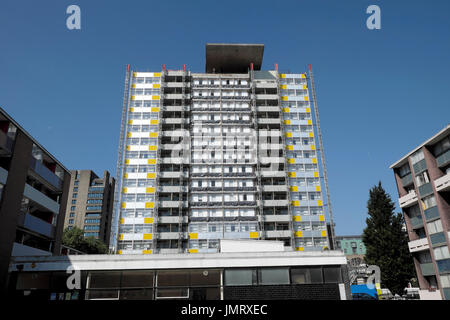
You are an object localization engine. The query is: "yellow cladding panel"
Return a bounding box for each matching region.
[148,159,157,164]
[189,233,198,239]
[143,250,152,254]
[152,96,160,100]
[147,173,156,179]
[280,84,287,89]
[153,84,161,89]
[293,216,301,222]
[154,72,161,77]
[291,200,300,207]
[290,186,298,192]
[249,232,259,239]
[144,217,154,224]
[318,200,323,206]
[280,74,286,78]
[321,230,327,237]
[145,202,155,208]
[306,107,311,113]
[286,145,293,150]
[310,145,316,150]
[312,158,317,164]
[314,172,319,178]
[149,145,157,151]
[127,132,132,138]
[283,120,291,125]
[121,202,126,209]
[285,132,292,138]
[131,96,135,100]
[189,249,198,254]
[309,132,314,137]
[304,96,309,101]
[117,250,122,255]
[133,72,137,77]
[295,231,303,237]
[151,107,159,113]
[319,215,325,221]
[129,107,135,112]
[288,172,296,178]
[128,120,133,125]
[307,120,312,125]
[143,233,153,240]
[120,218,124,224]
[119,234,124,240]
[288,158,295,164]
[126,145,131,151]
[281,96,288,101]
[150,120,158,125]
[316,185,321,192]
[124,173,128,179]
[296,247,305,251]
[132,84,136,88]
[301,74,306,78]
[125,159,130,164]
[146,187,155,193]
[303,84,307,90]
[150,132,158,138]
[122,187,127,193]
[282,108,290,113]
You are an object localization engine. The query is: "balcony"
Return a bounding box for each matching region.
[435,173,450,192]
[424,206,440,221]
[398,191,418,208]
[418,182,434,198]
[419,263,435,276]
[262,185,287,192]
[0,129,13,155]
[430,232,446,246]
[29,157,63,190]
[408,237,429,253]
[409,216,424,229]
[263,199,289,207]
[258,118,280,124]
[413,158,427,174]
[436,149,450,167]
[265,230,291,238]
[401,173,414,187]
[23,184,60,214]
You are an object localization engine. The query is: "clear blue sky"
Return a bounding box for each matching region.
[1,0,449,236]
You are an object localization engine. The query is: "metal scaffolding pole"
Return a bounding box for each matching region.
[110,64,131,253]
[308,64,336,250]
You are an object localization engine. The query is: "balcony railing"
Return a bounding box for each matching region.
[413,158,427,174]
[407,237,429,253]
[436,149,450,167]
[418,182,434,198]
[0,129,14,155]
[398,191,418,208]
[420,262,435,276]
[424,206,440,221]
[410,216,424,229]
[434,173,450,192]
[401,173,413,187]
[29,157,63,190]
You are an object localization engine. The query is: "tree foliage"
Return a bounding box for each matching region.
[62,227,107,254]
[362,181,415,295]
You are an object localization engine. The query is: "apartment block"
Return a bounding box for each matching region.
[64,170,115,246]
[0,107,70,294]
[390,125,450,300]
[113,44,330,255]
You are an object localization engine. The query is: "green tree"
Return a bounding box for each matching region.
[362,181,415,295]
[62,227,107,254]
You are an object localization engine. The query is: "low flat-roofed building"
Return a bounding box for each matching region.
[8,240,350,300]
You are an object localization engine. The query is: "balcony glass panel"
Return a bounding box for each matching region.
[29,157,63,189]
